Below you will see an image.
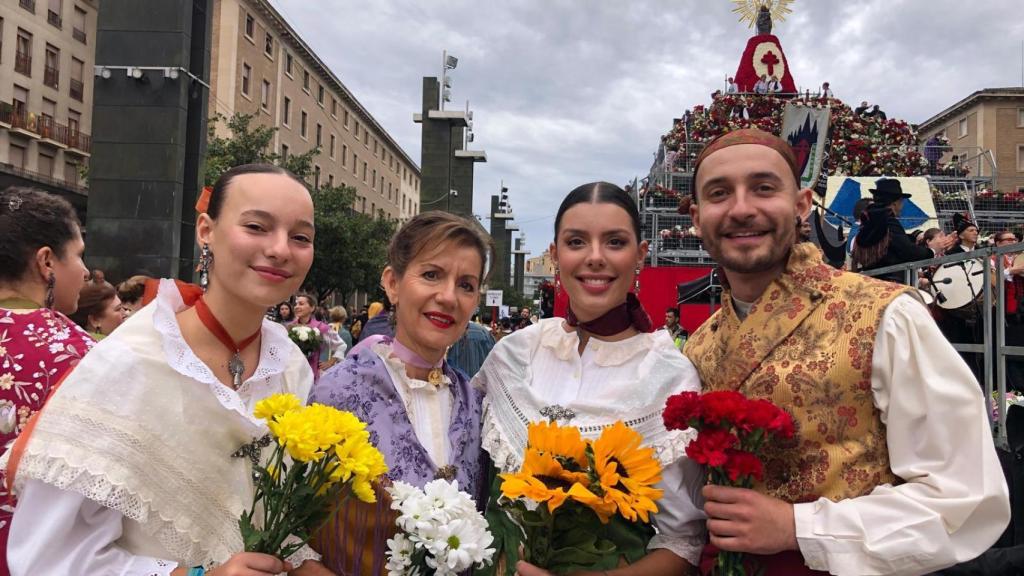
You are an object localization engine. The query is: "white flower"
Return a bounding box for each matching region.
[385,533,415,576]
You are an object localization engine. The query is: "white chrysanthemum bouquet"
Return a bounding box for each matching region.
[288,324,322,356]
[385,479,495,576]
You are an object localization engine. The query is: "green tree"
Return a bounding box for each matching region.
[304,185,396,304]
[204,113,319,184]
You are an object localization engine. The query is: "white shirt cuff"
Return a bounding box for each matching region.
[793,501,829,572]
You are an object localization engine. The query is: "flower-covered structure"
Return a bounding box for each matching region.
[662,94,929,178]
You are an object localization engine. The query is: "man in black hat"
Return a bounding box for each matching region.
[851,179,937,283]
[948,213,980,255]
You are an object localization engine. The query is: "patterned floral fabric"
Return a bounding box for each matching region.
[0,302,94,576]
[309,342,483,576]
[685,243,911,503]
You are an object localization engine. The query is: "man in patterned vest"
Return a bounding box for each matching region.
[684,128,1009,575]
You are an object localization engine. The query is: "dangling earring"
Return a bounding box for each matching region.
[44,272,55,309]
[198,243,212,292]
[633,266,641,295]
[554,266,561,296]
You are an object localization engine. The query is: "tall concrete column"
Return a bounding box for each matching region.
[415,77,485,217]
[489,194,513,287]
[513,236,528,296]
[85,0,211,281]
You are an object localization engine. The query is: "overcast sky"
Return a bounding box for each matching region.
[271,0,1024,257]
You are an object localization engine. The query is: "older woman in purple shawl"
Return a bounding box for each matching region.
[309,211,494,576]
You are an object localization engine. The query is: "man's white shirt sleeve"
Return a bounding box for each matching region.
[793,293,1010,575]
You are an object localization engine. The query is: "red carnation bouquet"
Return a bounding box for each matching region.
[662,390,794,576]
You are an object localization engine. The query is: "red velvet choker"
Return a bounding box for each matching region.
[566,292,653,336]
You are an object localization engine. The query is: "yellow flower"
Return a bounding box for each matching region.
[254,393,302,422]
[331,434,388,490]
[501,472,570,512]
[351,477,376,503]
[566,483,617,524]
[526,421,587,468]
[268,410,325,462]
[500,449,587,513]
[590,421,664,523]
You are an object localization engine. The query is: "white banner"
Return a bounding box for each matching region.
[782,103,831,189]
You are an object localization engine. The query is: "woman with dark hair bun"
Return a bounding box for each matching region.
[475,182,705,576]
[69,282,126,339]
[0,186,95,575]
[6,165,333,575]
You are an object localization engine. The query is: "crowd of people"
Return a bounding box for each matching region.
[0,128,1015,576]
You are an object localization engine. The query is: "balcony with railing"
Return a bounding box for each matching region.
[0,103,91,154]
[44,65,60,89]
[19,0,35,13]
[47,10,62,28]
[72,27,87,43]
[15,51,32,76]
[70,78,83,102]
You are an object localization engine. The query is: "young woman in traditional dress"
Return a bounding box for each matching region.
[475,182,706,576]
[0,187,95,576]
[309,211,493,575]
[5,164,333,576]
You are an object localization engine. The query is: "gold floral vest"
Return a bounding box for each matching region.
[685,244,912,503]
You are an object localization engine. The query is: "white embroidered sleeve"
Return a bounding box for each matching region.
[9,479,178,576]
[793,294,1010,575]
[647,452,706,566]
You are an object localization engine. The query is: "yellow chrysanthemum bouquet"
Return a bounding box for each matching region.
[499,421,663,574]
[240,393,388,559]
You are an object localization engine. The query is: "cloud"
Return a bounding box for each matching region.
[272,0,1022,257]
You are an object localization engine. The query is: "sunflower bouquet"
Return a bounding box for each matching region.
[498,421,663,574]
[239,393,388,559]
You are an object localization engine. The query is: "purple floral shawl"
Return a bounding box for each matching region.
[308,339,484,495]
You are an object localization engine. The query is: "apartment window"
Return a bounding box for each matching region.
[15,29,32,77]
[1019,108,1024,128]
[1018,144,1024,172]
[303,70,310,92]
[371,202,375,215]
[355,121,360,138]
[19,0,34,14]
[314,165,321,190]
[300,111,308,139]
[380,176,384,195]
[352,153,358,175]
[388,182,392,200]
[362,162,367,182]
[70,58,83,101]
[47,0,62,28]
[363,131,369,146]
[328,174,334,187]
[13,86,28,119]
[282,96,291,126]
[372,169,377,189]
[41,98,56,122]
[285,53,293,77]
[241,63,251,96]
[72,7,86,43]
[373,140,378,156]
[264,32,273,58]
[260,79,271,110]
[361,197,366,213]
[64,161,77,184]
[67,109,80,133]
[958,117,968,138]
[316,123,322,146]
[9,143,26,169]
[329,134,335,158]
[342,144,348,167]
[344,110,350,128]
[43,45,59,89]
[244,13,255,39]
[281,143,289,159]
[316,85,324,106]
[38,150,55,178]
[331,98,337,117]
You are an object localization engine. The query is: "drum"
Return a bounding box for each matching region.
[930,260,986,320]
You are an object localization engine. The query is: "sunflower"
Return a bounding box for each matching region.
[589,421,664,523]
[500,448,587,512]
[526,421,588,470]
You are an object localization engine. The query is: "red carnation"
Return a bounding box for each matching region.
[685,428,737,467]
[663,392,702,431]
[700,391,748,427]
[723,449,764,483]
